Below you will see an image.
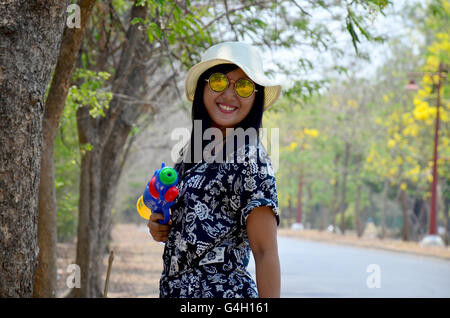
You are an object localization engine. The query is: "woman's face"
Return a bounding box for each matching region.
[203,68,256,135]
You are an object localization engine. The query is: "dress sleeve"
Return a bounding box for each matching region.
[230,146,280,227]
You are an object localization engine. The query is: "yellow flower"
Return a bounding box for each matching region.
[303,128,318,138]
[418,89,429,98]
[388,139,396,149]
[413,103,430,120]
[442,111,449,123]
[425,55,439,70]
[411,126,419,136]
[403,124,419,137]
[423,75,434,85]
[400,183,407,190]
[402,127,410,136]
[442,138,449,147]
[402,113,411,125]
[389,167,398,176]
[289,142,298,150]
[407,165,420,177]
[366,151,375,163]
[391,112,399,122]
[383,95,390,103]
[436,32,449,41]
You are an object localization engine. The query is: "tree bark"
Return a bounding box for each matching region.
[73,2,148,297]
[34,0,97,298]
[380,178,390,239]
[319,204,326,231]
[331,153,340,233]
[368,186,376,222]
[354,155,362,237]
[0,0,68,297]
[444,188,449,246]
[400,188,410,241]
[296,167,303,224]
[339,142,350,234]
[287,196,293,224]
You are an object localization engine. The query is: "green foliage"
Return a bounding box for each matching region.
[66,69,112,118]
[57,192,79,242]
[55,69,112,241]
[131,0,212,67]
[55,104,80,242]
[335,203,356,231]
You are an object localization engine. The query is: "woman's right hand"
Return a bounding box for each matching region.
[147,213,171,242]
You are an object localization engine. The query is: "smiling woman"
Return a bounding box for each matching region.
[181,62,266,169]
[203,68,257,135]
[147,41,282,298]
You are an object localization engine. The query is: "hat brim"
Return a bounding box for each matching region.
[185,58,282,111]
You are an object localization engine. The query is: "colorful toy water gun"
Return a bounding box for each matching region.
[136,163,179,224]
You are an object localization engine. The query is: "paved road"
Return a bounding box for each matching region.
[248,236,450,298]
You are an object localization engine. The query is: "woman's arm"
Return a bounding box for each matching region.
[246,206,280,298]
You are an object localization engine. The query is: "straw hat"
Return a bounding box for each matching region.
[184,41,282,111]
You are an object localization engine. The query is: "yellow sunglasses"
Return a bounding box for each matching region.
[205,72,258,98]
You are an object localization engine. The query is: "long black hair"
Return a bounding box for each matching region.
[175,63,265,178]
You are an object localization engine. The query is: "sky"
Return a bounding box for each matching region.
[257,0,426,87]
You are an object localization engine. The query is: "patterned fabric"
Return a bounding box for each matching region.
[159,142,279,298]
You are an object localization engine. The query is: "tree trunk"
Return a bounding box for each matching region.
[306,186,314,228]
[354,154,362,237]
[73,2,148,297]
[368,186,376,222]
[319,204,326,231]
[339,142,350,234]
[296,167,303,224]
[331,153,340,233]
[419,199,428,238]
[400,188,410,241]
[288,196,294,224]
[34,0,97,298]
[444,189,449,246]
[380,178,390,239]
[0,0,68,297]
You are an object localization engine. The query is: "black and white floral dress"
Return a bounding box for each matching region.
[159,142,279,298]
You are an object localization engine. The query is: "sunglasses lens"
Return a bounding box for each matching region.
[235,79,255,98]
[209,73,228,92]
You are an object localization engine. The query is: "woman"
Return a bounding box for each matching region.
[148,41,282,298]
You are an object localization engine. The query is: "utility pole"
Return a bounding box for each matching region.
[407,62,446,246]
